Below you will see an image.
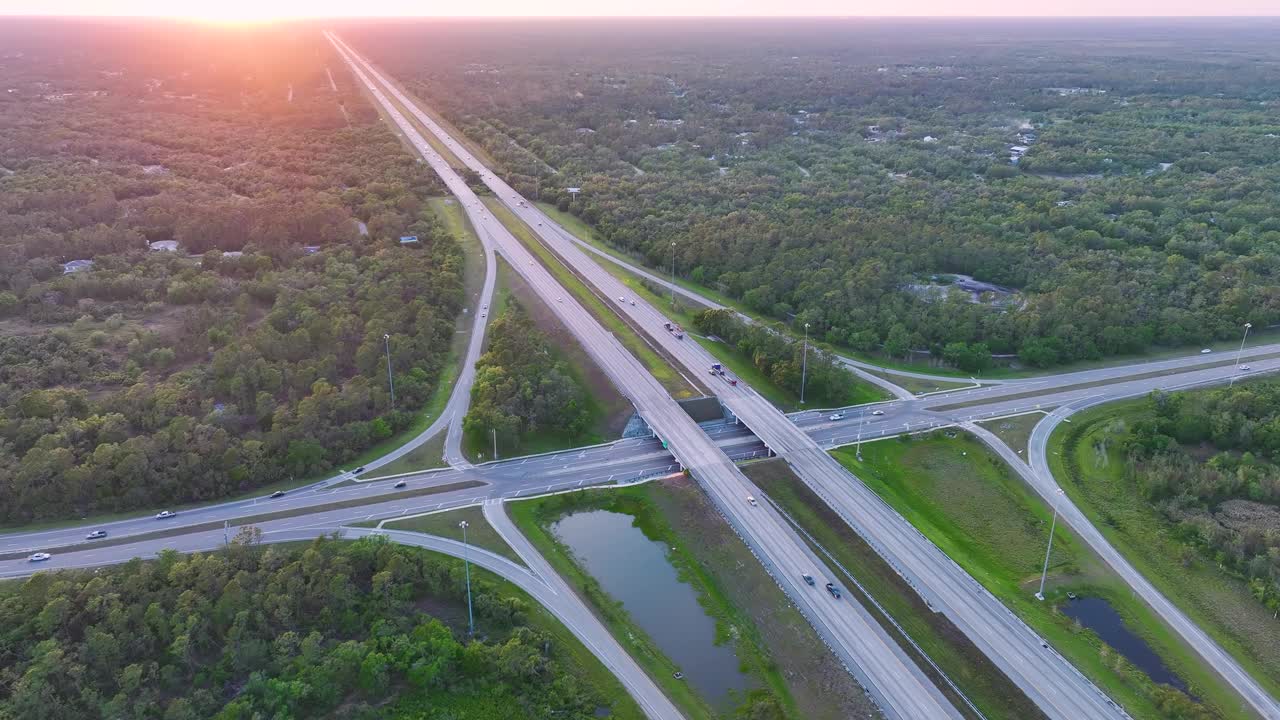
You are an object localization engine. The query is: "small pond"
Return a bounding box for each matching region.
[1060,596,1190,694]
[551,509,750,709]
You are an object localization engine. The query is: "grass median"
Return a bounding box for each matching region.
[481,197,699,399]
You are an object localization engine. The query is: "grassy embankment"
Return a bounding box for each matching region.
[745,459,1039,720]
[536,203,885,409]
[375,506,523,565]
[831,433,1249,719]
[508,480,877,720]
[1048,400,1280,704]
[481,197,698,399]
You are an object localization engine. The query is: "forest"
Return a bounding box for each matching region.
[464,302,593,455]
[0,22,463,521]
[1122,382,1280,614]
[347,18,1280,368]
[0,534,614,720]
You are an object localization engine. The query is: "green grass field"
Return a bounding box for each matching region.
[1048,401,1280,702]
[381,506,523,565]
[833,433,1249,719]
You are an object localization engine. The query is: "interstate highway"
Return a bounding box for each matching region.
[345,37,1127,719]
[326,32,962,720]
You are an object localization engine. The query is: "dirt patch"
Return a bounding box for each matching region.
[649,473,879,720]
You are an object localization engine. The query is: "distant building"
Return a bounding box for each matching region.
[399,236,419,245]
[302,246,321,255]
[62,259,94,274]
[149,240,179,252]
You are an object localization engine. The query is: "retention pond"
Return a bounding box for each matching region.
[1060,596,1190,693]
[551,509,750,710]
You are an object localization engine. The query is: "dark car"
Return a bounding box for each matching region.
[394,480,407,489]
[270,490,285,499]
[825,583,842,599]
[354,466,366,474]
[802,574,815,586]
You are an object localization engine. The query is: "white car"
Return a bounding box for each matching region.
[86,530,108,540]
[871,409,885,416]
[155,510,177,520]
[829,412,845,421]
[28,552,51,562]
[618,296,626,302]
[1201,348,1212,354]
[746,495,758,507]
[1239,365,1252,371]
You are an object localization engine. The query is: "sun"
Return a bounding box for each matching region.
[179,0,311,22]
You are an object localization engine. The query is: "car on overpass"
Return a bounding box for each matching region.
[155,510,177,520]
[85,530,107,540]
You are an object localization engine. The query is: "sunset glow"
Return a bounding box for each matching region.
[3,0,1279,17]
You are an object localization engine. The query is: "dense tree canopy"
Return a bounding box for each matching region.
[464,303,592,454]
[0,23,464,521]
[1122,383,1280,614]
[0,536,614,720]
[350,19,1280,368]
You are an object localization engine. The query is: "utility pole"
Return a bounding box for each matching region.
[1231,322,1253,387]
[670,241,677,307]
[383,333,396,407]
[223,520,229,550]
[460,520,475,637]
[492,428,498,461]
[800,322,811,405]
[1035,488,1066,601]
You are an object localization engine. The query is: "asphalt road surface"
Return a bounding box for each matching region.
[5,31,1278,720]
[351,38,1130,719]
[326,33,961,720]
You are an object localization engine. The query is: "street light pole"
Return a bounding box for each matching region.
[460,520,475,637]
[800,322,810,405]
[383,333,395,408]
[669,241,677,307]
[492,428,498,461]
[1230,322,1253,387]
[1035,488,1066,601]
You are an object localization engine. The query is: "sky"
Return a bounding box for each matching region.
[1,0,1277,18]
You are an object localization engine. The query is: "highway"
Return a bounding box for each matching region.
[325,32,962,720]
[351,38,1131,719]
[4,30,1279,720]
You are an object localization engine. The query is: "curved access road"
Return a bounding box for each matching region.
[0,519,685,720]
[998,388,1280,720]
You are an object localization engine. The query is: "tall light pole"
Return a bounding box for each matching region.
[383,333,396,408]
[800,322,811,405]
[669,241,677,307]
[1231,322,1253,388]
[1035,488,1066,601]
[460,520,475,637]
